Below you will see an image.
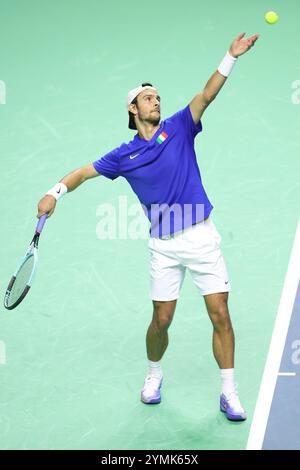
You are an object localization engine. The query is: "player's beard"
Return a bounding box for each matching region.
[146,110,160,126]
[135,103,160,127]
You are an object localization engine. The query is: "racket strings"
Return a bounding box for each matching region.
[6,255,34,307]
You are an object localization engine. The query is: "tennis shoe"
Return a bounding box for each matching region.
[141,375,162,404]
[220,386,247,421]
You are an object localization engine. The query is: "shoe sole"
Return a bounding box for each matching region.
[220,406,247,421]
[141,396,161,405]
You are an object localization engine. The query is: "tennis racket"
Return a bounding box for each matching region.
[4,214,48,310]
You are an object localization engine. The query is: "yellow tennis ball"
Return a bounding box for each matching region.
[265,11,279,24]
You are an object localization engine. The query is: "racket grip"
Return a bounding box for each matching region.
[36,214,47,234]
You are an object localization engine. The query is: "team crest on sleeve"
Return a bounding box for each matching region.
[156,131,168,144]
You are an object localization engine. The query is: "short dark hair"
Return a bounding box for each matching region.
[128,82,153,130]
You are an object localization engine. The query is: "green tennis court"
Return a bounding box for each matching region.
[0,0,299,450]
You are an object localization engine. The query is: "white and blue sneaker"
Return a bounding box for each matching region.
[141,375,163,404]
[220,387,247,421]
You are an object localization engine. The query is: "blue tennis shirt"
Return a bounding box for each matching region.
[93,104,213,237]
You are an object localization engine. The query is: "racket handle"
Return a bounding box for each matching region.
[36,214,47,234]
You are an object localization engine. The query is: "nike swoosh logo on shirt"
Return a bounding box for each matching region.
[130,154,139,159]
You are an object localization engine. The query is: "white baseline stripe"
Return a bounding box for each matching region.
[246,219,300,450]
[277,372,296,376]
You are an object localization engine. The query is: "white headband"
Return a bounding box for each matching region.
[127,85,157,108]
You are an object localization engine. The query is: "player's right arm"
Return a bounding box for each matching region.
[60,163,99,191]
[37,163,100,218]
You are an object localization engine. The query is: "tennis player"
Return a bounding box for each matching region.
[37,32,259,421]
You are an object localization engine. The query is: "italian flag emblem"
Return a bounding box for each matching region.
[156,131,168,144]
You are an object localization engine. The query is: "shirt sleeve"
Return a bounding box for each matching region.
[93,146,121,180]
[167,104,202,139]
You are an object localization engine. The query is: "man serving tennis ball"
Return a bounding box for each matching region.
[37,32,259,421]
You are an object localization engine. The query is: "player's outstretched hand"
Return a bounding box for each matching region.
[37,195,56,218]
[229,32,259,58]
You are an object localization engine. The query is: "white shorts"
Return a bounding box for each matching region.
[148,217,231,301]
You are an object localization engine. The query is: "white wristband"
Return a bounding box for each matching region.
[46,182,68,201]
[217,51,237,77]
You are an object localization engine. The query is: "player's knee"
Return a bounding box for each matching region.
[210,304,232,331]
[153,315,172,332]
[152,301,175,332]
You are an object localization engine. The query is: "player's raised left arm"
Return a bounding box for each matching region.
[189,32,259,125]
